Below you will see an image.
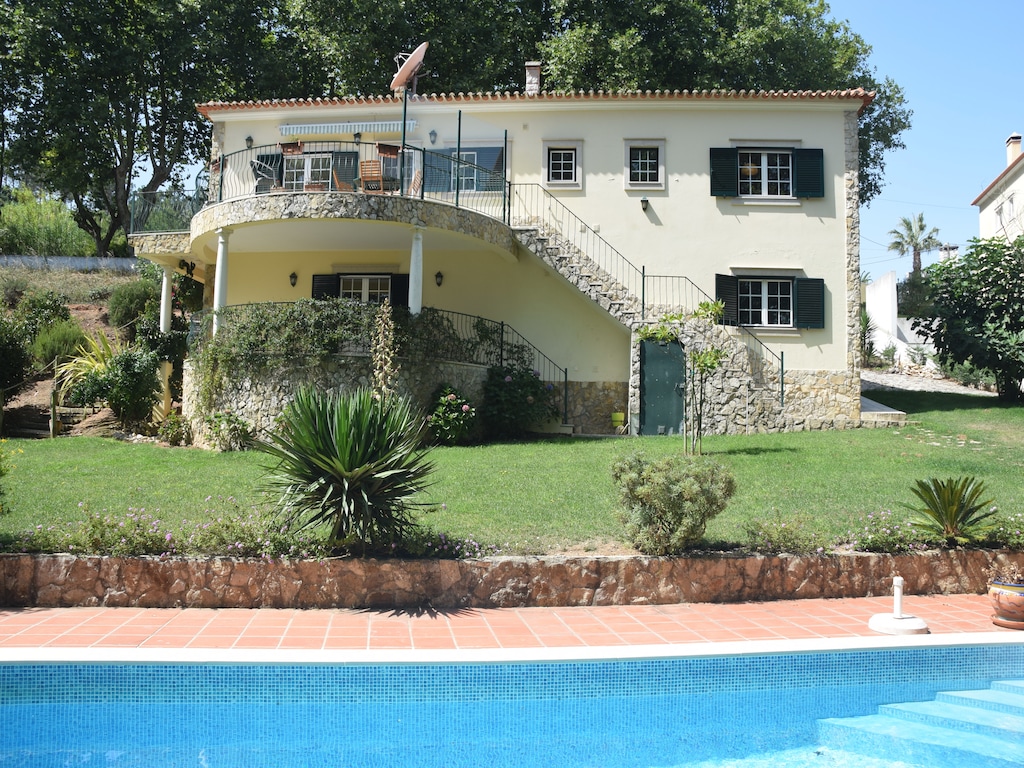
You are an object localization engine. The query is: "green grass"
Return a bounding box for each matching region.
[1,390,1021,554]
[1,265,138,305]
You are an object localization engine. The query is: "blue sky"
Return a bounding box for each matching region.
[825,0,1022,277]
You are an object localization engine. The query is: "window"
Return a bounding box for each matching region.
[340,275,391,304]
[710,147,824,198]
[543,140,583,189]
[739,279,792,326]
[624,140,665,189]
[283,153,332,190]
[716,274,825,329]
[739,151,791,197]
[455,151,477,192]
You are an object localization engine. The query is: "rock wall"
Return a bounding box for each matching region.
[2,550,1017,610]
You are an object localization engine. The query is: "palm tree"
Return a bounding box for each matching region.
[888,213,941,275]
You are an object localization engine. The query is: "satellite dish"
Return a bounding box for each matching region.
[390,41,429,92]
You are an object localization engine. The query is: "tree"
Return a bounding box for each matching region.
[0,313,31,435]
[538,0,911,204]
[888,213,940,276]
[913,237,1024,402]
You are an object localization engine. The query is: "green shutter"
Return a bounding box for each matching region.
[792,148,824,198]
[311,274,339,299]
[710,148,739,197]
[715,273,739,325]
[794,278,825,328]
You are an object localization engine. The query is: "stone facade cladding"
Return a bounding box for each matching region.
[2,550,1017,610]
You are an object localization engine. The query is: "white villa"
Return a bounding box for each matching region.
[974,133,1024,241]
[131,64,874,436]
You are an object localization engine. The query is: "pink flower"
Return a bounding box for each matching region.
[504,375,513,382]
[447,393,457,401]
[462,404,470,412]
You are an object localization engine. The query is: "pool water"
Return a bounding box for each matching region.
[2,643,1022,767]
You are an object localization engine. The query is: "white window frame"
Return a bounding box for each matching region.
[283,153,333,190]
[624,139,665,190]
[454,150,477,192]
[543,140,583,190]
[738,150,793,198]
[339,274,391,304]
[738,278,793,327]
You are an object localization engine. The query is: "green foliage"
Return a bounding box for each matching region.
[481,365,558,439]
[0,313,32,403]
[67,347,160,428]
[1,274,29,309]
[986,513,1024,553]
[108,280,159,341]
[253,387,433,555]
[203,411,252,452]
[904,476,997,546]
[157,412,192,447]
[743,510,823,554]
[915,236,1024,401]
[427,386,477,446]
[0,187,95,257]
[14,289,70,342]
[887,213,941,275]
[836,509,932,553]
[937,359,995,390]
[859,306,878,364]
[612,452,736,555]
[0,440,23,516]
[56,332,124,402]
[636,323,678,343]
[371,298,399,401]
[897,271,932,318]
[29,318,85,370]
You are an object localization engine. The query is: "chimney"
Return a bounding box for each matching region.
[525,61,541,96]
[1007,133,1022,166]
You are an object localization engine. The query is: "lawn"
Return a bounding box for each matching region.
[1,388,1020,554]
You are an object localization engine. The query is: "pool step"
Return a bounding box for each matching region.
[819,679,1024,768]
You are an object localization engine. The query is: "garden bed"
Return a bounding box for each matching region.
[2,549,1019,610]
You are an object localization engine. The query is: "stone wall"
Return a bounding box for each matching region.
[2,550,1017,610]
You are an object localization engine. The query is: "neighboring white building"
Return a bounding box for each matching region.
[974,133,1024,240]
[131,68,873,435]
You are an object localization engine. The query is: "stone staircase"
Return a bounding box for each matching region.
[818,679,1024,767]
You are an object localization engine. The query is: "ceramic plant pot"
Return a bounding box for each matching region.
[988,582,1024,629]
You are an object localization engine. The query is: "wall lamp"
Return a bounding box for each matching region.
[435,271,444,287]
[289,271,297,287]
[245,136,253,149]
[640,197,649,212]
[353,131,361,144]
[429,129,438,145]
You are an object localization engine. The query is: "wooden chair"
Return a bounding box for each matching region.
[407,169,423,198]
[359,160,384,194]
[332,169,354,192]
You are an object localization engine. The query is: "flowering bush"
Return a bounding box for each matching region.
[743,511,824,555]
[427,386,476,445]
[836,509,934,553]
[987,512,1024,551]
[480,365,558,439]
[204,410,252,451]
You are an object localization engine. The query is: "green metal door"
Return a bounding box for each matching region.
[639,340,685,436]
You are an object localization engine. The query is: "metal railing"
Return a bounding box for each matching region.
[129,188,207,234]
[190,302,569,423]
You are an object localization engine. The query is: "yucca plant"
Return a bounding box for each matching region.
[56,332,125,401]
[253,387,433,555]
[904,476,997,546]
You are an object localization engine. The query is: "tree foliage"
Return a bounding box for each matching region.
[914,237,1024,402]
[538,0,910,204]
[888,212,941,275]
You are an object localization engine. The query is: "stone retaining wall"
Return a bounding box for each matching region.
[3,550,1019,611]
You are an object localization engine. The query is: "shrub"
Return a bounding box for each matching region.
[480,365,558,439]
[30,318,86,370]
[612,452,736,555]
[108,280,159,341]
[904,476,997,546]
[985,512,1024,552]
[743,510,824,554]
[0,440,24,516]
[56,332,125,402]
[427,386,476,445]
[939,359,996,390]
[14,289,70,342]
[1,274,28,309]
[158,412,192,447]
[203,411,252,452]
[0,314,31,404]
[253,387,433,555]
[836,509,933,553]
[67,347,160,428]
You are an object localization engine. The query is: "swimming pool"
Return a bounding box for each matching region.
[2,638,1022,767]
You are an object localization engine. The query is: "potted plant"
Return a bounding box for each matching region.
[987,560,1024,629]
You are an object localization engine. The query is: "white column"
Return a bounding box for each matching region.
[212,227,231,335]
[409,226,424,315]
[160,265,173,333]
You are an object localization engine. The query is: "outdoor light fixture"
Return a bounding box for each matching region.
[435,271,444,287]
[640,197,649,212]
[289,272,297,287]
[429,129,437,145]
[353,132,361,144]
[245,136,253,149]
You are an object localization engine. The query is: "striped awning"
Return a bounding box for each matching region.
[279,121,416,136]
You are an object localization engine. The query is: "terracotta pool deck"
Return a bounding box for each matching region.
[0,593,1012,653]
